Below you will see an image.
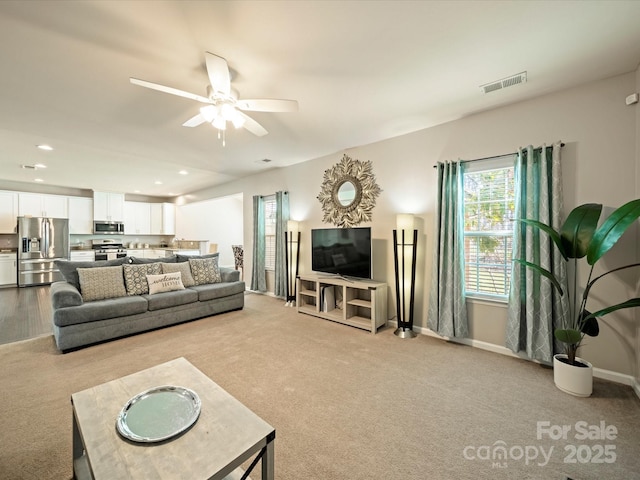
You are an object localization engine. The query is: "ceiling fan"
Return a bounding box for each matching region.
[130,52,298,143]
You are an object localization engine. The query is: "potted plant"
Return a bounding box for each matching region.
[515,199,640,396]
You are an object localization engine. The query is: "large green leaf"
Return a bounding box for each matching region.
[579,310,599,337]
[584,298,640,320]
[560,203,602,259]
[513,259,564,295]
[516,219,567,260]
[555,329,582,345]
[587,199,640,265]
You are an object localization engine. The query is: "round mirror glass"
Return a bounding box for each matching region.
[336,181,357,206]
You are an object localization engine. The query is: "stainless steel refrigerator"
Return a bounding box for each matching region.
[17,216,69,287]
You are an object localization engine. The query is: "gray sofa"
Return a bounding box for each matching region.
[51,255,245,352]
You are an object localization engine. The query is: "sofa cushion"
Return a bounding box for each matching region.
[190,281,245,301]
[143,288,198,311]
[147,272,185,295]
[189,257,221,285]
[123,263,162,295]
[176,252,219,263]
[161,262,195,287]
[77,266,127,302]
[53,295,149,327]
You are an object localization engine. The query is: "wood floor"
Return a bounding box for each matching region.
[0,285,52,345]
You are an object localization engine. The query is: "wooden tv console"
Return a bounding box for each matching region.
[296,274,387,334]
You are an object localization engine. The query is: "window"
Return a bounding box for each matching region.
[264,196,276,271]
[463,157,516,299]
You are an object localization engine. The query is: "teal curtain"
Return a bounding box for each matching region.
[274,191,290,297]
[251,195,267,292]
[506,143,568,362]
[427,161,469,338]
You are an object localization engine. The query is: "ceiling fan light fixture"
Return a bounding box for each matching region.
[200,105,216,123]
[231,116,245,129]
[212,116,226,130]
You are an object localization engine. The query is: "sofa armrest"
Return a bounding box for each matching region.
[219,267,240,283]
[51,281,84,309]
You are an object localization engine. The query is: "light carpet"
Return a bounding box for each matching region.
[1,293,639,479]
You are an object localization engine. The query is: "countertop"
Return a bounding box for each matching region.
[70,246,201,252]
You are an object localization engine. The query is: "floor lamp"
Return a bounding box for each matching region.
[393,214,417,338]
[285,221,300,307]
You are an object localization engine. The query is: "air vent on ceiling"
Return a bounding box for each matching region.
[480,71,527,94]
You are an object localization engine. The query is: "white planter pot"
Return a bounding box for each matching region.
[553,354,593,397]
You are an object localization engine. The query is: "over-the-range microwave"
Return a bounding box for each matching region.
[93,221,125,235]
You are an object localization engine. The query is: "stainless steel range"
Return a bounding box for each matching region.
[92,240,127,261]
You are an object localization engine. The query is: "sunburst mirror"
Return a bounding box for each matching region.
[317,154,382,227]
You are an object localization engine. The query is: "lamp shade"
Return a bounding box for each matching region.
[200,105,216,123]
[396,214,415,243]
[287,220,299,236]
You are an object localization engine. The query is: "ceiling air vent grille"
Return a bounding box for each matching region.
[480,71,527,94]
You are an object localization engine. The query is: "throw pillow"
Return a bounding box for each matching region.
[147,272,185,295]
[189,257,221,285]
[123,263,162,295]
[161,262,195,287]
[77,266,127,302]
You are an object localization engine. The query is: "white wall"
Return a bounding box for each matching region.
[179,71,639,377]
[176,193,243,268]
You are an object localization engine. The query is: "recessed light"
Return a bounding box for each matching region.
[34,178,44,182]
[36,144,53,151]
[134,190,141,193]
[154,180,163,185]
[34,163,47,169]
[179,170,189,175]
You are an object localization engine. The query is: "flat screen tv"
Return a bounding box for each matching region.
[311,227,372,279]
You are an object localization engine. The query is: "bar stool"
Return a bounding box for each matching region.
[232,245,243,280]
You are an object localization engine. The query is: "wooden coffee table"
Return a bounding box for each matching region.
[71,357,275,480]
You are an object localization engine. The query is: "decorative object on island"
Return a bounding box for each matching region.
[514,199,640,396]
[285,221,300,307]
[393,214,418,338]
[317,154,382,227]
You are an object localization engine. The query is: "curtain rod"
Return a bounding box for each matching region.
[432,143,565,168]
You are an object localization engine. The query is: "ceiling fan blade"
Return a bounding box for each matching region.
[182,113,207,127]
[237,111,268,137]
[236,99,299,112]
[205,52,231,96]
[130,77,210,103]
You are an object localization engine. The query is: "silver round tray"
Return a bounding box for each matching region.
[116,385,201,443]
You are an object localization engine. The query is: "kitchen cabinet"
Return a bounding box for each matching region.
[18,193,68,218]
[70,250,95,261]
[150,203,175,235]
[0,253,17,286]
[125,249,166,259]
[0,191,18,233]
[93,191,124,222]
[124,202,151,235]
[68,197,94,234]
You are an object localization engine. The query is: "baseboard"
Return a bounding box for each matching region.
[394,321,640,399]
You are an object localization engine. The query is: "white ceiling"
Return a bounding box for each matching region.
[1,1,639,198]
